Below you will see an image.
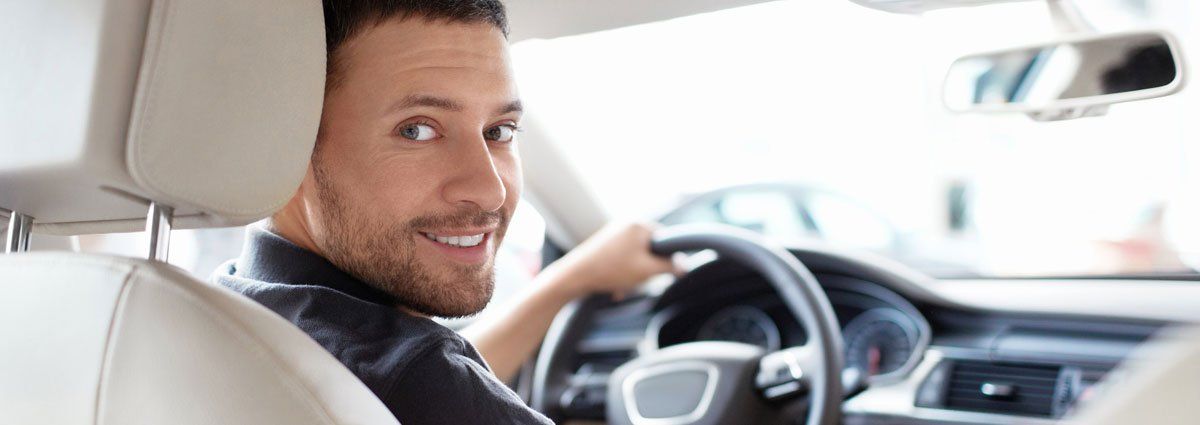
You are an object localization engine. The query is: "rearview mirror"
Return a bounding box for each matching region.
[943,31,1186,121]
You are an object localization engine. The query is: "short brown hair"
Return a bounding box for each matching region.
[322,0,509,90]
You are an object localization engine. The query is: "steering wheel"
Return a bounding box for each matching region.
[606,224,844,425]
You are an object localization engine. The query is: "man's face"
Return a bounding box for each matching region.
[301,18,522,318]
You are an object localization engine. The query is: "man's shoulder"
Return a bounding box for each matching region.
[212,261,549,423]
[212,265,463,383]
[387,338,553,424]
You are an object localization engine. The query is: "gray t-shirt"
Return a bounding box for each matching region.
[214,227,553,425]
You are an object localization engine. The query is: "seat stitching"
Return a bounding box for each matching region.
[92,264,137,425]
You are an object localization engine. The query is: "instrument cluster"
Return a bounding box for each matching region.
[652,274,930,382]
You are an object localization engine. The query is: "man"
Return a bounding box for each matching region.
[215,1,675,423]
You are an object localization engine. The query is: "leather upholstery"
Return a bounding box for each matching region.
[1,1,399,424]
[1068,325,1200,425]
[0,253,398,425]
[0,0,325,235]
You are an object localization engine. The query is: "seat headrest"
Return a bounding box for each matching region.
[0,0,326,235]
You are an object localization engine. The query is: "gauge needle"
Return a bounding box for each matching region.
[867,345,881,376]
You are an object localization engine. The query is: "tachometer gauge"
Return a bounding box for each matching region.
[843,308,918,379]
[696,305,781,351]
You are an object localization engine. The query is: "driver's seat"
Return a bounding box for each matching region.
[0,1,396,424]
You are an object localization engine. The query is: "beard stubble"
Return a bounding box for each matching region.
[310,150,507,318]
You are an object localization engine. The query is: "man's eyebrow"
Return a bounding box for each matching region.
[497,100,523,115]
[388,96,523,116]
[391,95,464,112]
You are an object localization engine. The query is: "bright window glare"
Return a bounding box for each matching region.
[512,0,1200,277]
[513,1,929,226]
[806,192,895,251]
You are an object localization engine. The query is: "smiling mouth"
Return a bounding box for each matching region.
[421,232,487,248]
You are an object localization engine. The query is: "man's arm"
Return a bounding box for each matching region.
[460,222,676,381]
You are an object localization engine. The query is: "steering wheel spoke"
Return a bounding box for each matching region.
[756,345,818,402]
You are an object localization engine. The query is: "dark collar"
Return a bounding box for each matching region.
[234,226,397,306]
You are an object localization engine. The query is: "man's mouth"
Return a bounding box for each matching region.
[421,232,487,248]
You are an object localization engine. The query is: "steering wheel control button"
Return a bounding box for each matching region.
[560,385,607,419]
[756,350,809,402]
[755,350,804,388]
[763,381,805,401]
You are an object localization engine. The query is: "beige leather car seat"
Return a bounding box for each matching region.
[1067,325,1200,425]
[0,1,398,424]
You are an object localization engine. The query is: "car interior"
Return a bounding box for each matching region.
[4,0,1200,425]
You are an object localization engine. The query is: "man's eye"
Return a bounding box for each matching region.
[398,123,438,141]
[484,125,517,143]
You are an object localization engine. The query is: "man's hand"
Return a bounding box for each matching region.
[551,222,680,300]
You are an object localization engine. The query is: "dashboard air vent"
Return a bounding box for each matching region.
[944,360,1061,417]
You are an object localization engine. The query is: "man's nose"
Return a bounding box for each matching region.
[441,136,507,212]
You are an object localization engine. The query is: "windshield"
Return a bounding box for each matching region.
[510,0,1200,278]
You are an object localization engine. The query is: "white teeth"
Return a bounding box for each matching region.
[422,232,485,248]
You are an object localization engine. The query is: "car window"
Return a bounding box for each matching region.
[805,191,896,251]
[717,190,807,236]
[665,189,813,238]
[510,0,1200,277]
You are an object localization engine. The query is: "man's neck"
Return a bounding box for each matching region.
[267,200,324,257]
[270,200,429,317]
[398,305,431,319]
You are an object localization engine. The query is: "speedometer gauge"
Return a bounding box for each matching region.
[696,305,781,351]
[843,308,918,379]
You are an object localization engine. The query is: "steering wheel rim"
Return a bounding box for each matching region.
[607,224,844,425]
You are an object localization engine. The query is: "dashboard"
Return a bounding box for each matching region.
[531,246,1179,425]
[649,272,931,385]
